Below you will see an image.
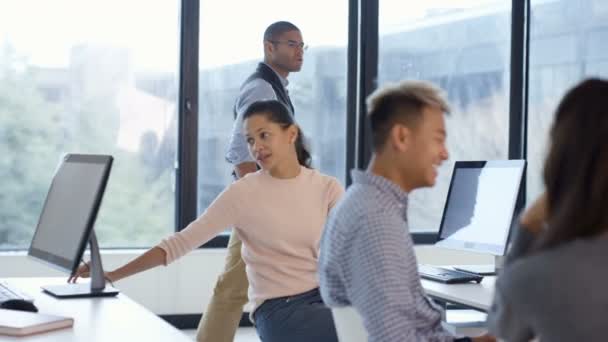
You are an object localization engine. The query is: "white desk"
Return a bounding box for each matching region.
[1,277,191,342]
[421,276,496,312]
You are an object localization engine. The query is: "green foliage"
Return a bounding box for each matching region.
[0,45,63,249]
[0,44,174,250]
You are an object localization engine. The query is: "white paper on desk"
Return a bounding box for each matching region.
[0,308,73,337]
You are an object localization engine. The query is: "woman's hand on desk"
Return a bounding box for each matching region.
[67,246,166,285]
[520,192,548,234]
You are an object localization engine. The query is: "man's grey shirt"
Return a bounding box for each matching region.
[318,169,454,342]
[225,63,289,166]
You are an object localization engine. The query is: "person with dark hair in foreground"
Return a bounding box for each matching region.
[487,78,608,342]
[71,100,342,342]
[319,80,495,342]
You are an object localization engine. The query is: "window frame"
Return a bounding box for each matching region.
[0,0,532,249]
[187,0,531,247]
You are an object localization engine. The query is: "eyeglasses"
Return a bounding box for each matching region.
[270,40,308,51]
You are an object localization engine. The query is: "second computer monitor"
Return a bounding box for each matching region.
[435,160,526,256]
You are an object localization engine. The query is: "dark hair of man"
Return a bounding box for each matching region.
[242,100,312,168]
[536,78,608,251]
[263,21,300,42]
[366,80,450,151]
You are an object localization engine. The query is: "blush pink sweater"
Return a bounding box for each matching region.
[157,166,344,308]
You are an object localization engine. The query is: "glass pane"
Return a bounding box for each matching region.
[527,0,608,200]
[198,2,348,218]
[0,1,179,249]
[379,1,512,232]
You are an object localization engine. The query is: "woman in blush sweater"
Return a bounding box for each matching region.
[70,100,344,342]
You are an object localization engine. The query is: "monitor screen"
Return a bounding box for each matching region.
[435,160,525,256]
[28,154,112,274]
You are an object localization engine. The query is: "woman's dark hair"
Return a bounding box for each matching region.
[242,100,312,168]
[536,78,608,251]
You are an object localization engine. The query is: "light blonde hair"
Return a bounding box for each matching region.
[366,80,450,149]
[367,80,450,116]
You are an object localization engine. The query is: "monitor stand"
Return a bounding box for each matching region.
[42,231,119,298]
[453,256,505,276]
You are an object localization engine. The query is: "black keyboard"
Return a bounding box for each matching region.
[0,281,33,303]
[418,265,484,284]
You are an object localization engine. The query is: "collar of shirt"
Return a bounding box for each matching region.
[350,169,409,215]
[262,62,289,88]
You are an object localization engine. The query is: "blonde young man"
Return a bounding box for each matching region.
[196,21,305,342]
[318,80,495,342]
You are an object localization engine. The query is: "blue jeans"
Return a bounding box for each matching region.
[253,288,338,342]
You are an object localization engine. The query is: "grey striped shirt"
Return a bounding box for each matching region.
[319,169,454,342]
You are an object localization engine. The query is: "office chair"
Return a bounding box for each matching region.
[331,306,367,342]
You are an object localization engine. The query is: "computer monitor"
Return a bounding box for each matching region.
[28,154,119,298]
[434,160,525,273]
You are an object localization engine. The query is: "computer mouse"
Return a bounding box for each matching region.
[0,299,39,313]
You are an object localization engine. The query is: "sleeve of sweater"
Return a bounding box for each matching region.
[486,222,538,340]
[326,177,345,211]
[157,182,241,264]
[487,281,534,341]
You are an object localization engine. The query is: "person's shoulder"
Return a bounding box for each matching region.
[341,182,384,209]
[238,169,265,182]
[331,186,385,224]
[498,243,580,300]
[240,77,273,94]
[236,78,276,114]
[305,169,344,192]
[309,168,341,184]
[230,170,265,191]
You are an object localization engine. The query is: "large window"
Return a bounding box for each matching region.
[378,1,512,232]
[6,0,599,249]
[0,1,179,249]
[197,2,348,216]
[527,0,608,200]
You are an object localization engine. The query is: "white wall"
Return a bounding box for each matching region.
[0,247,491,315]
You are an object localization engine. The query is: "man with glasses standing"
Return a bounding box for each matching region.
[196,21,306,342]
